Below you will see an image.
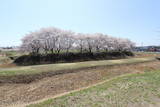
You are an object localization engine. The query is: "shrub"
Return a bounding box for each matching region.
[14,51,134,66]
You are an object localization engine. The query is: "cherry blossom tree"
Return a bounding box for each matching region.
[21,31,41,54]
[60,30,75,53]
[20,27,135,55]
[74,33,87,53]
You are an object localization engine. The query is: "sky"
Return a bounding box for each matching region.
[0,0,160,47]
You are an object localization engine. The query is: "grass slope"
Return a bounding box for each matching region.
[0,57,156,76]
[0,56,12,65]
[28,70,160,107]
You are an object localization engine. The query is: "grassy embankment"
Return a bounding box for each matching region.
[0,56,11,65]
[0,57,156,76]
[28,69,160,107]
[0,50,22,67]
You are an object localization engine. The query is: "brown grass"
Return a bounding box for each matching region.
[134,52,160,58]
[1,60,160,107]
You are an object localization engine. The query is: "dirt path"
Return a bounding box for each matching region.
[1,61,160,107]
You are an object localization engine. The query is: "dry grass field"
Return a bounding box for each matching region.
[0,58,160,107]
[29,69,160,107]
[0,52,160,107]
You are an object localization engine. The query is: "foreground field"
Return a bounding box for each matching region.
[28,70,160,107]
[1,59,160,107]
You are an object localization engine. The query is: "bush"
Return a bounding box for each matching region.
[14,51,134,66]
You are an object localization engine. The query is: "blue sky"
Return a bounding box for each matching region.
[0,0,160,46]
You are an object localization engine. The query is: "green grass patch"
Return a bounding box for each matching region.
[0,57,156,76]
[28,70,160,107]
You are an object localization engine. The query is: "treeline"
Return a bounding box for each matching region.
[15,27,135,65]
[20,27,135,54]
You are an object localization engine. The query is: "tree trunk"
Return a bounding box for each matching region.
[51,48,54,54]
[80,47,83,53]
[66,49,69,54]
